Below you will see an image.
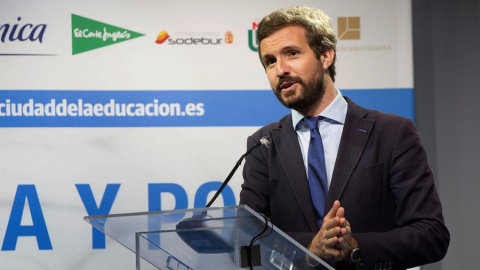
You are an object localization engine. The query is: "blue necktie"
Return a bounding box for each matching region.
[303,116,328,228]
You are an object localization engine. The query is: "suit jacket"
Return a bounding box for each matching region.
[240,97,449,270]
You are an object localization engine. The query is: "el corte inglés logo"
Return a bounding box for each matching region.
[338,17,361,40]
[71,14,144,55]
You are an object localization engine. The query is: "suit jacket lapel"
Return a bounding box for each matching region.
[326,97,374,209]
[272,115,319,232]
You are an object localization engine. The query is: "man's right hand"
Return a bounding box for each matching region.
[308,200,347,261]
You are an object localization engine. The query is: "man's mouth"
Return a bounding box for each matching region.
[280,81,297,93]
[278,77,302,93]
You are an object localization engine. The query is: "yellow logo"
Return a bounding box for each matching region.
[338,17,360,40]
[224,31,233,44]
[155,30,170,44]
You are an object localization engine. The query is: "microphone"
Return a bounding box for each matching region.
[176,136,271,254]
[206,136,271,207]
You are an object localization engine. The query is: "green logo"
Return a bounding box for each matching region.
[71,14,144,55]
[248,22,259,52]
[248,29,258,52]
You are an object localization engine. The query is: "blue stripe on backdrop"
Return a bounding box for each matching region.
[0,89,413,127]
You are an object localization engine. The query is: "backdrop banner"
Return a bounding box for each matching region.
[0,1,413,269]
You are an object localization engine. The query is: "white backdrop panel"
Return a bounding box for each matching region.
[0,0,414,269]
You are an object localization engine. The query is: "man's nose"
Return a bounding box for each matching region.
[276,59,290,77]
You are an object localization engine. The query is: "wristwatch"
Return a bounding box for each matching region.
[350,247,363,269]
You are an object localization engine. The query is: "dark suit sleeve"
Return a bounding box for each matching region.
[354,118,449,269]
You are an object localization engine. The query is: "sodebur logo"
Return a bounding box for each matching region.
[155,31,170,44]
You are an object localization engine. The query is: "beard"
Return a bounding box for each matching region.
[273,70,326,113]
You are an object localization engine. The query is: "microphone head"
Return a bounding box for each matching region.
[259,136,271,148]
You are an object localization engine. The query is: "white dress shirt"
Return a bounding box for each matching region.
[292,89,348,188]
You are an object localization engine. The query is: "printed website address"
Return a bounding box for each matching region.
[0,99,205,117]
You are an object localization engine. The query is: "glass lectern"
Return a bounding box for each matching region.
[85,205,333,270]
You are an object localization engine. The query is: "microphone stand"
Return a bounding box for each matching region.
[206,140,263,208]
[176,137,270,254]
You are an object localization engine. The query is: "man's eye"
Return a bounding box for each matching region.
[289,51,298,56]
[265,58,276,66]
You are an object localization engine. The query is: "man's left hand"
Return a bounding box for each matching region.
[334,205,358,261]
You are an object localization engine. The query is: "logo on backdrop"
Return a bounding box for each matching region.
[71,14,144,55]
[248,21,259,52]
[338,17,361,40]
[0,17,54,56]
[154,30,233,45]
[336,16,392,52]
[224,31,233,44]
[155,30,170,44]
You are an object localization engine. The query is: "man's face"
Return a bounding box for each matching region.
[260,25,326,113]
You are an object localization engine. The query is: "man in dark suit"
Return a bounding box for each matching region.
[239,6,449,270]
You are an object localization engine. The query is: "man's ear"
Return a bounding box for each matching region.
[321,48,335,70]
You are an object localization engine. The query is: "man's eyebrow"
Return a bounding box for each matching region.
[261,54,274,62]
[280,45,302,53]
[261,45,302,64]
[262,45,302,59]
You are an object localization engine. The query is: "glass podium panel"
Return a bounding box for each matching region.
[85,205,333,270]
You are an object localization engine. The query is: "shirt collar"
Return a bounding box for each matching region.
[292,89,348,130]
